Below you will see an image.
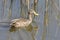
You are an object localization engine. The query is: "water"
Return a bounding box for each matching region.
[0,0,60,40]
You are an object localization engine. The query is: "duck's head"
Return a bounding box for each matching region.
[28,9,39,16]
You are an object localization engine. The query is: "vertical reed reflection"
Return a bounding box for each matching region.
[42,0,48,40]
[8,0,13,20]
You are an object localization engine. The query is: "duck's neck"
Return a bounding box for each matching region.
[29,14,32,21]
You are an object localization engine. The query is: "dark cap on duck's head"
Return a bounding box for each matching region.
[28,9,39,16]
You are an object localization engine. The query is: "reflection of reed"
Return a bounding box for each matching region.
[34,0,38,11]
[32,0,38,40]
[25,24,38,40]
[20,0,23,17]
[20,0,26,18]
[2,0,7,18]
[25,0,30,18]
[25,0,29,10]
[8,0,13,20]
[4,0,7,7]
[33,0,38,18]
[42,0,48,40]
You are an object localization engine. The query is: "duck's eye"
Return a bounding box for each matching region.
[28,12,30,14]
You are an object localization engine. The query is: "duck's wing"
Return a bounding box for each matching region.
[11,18,28,23]
[11,19,20,22]
[18,18,28,22]
[10,18,28,26]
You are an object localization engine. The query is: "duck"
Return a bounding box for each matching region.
[10,9,38,30]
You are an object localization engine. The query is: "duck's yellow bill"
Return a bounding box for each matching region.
[33,11,39,16]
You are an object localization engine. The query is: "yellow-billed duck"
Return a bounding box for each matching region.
[10,9,39,29]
